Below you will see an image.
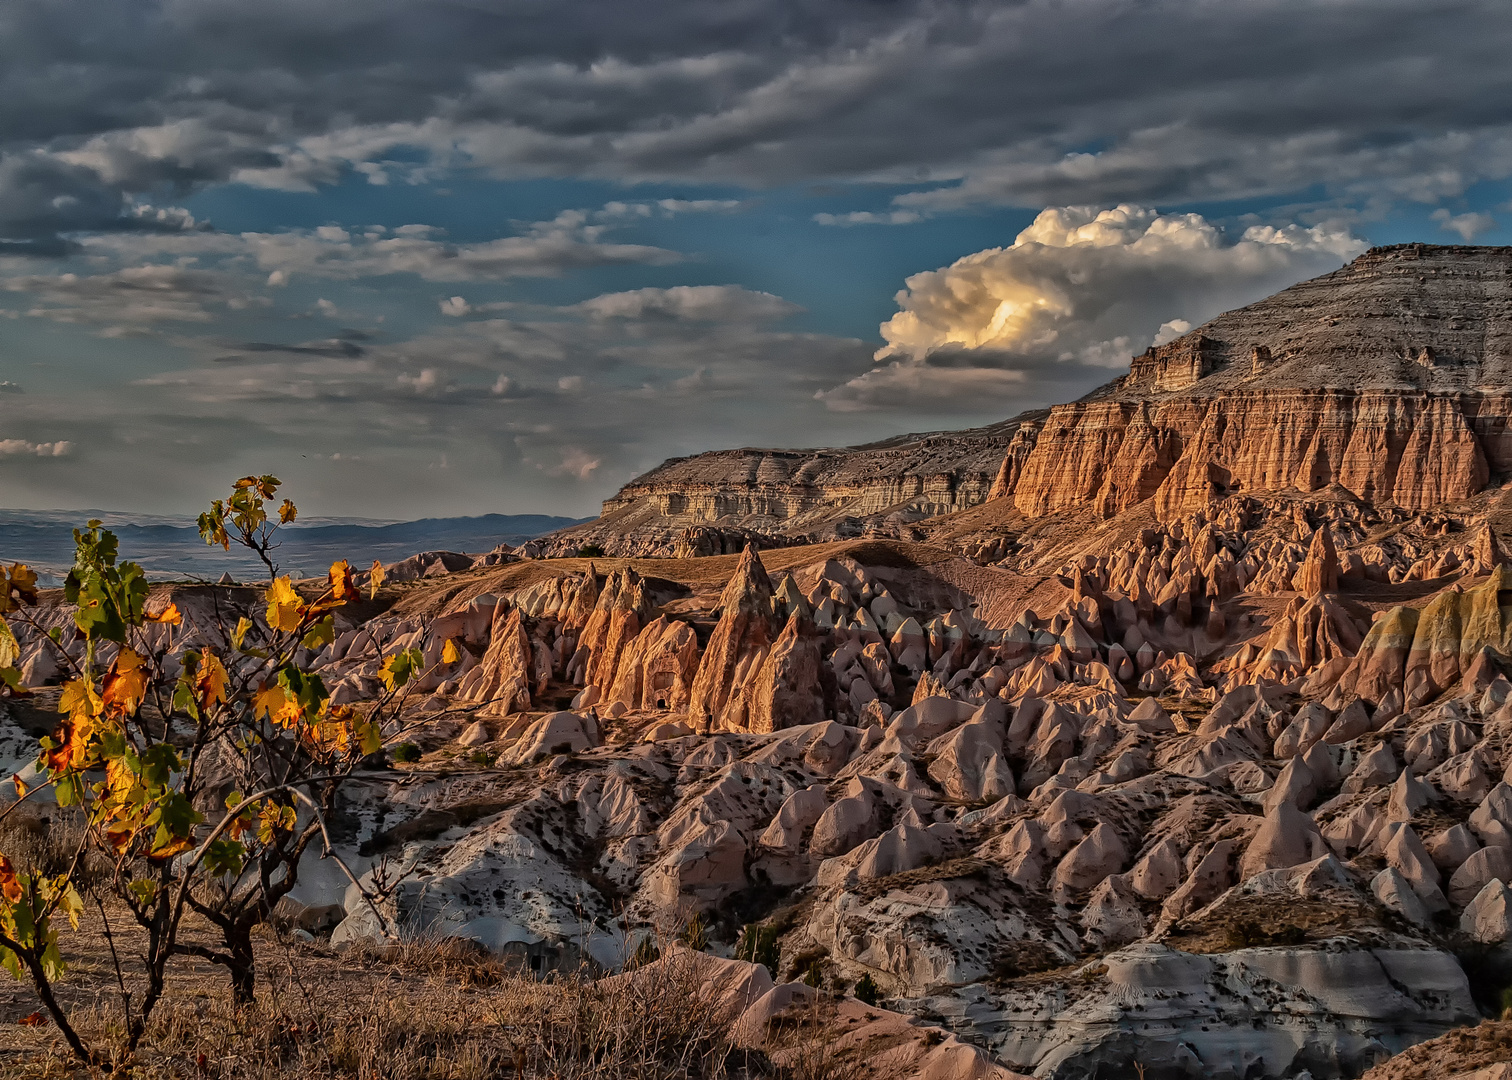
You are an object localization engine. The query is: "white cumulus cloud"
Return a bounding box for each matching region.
[0,439,72,457]
[573,285,801,322]
[818,205,1365,411]
[1432,208,1497,240]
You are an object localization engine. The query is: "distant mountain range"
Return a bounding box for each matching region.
[0,512,589,585]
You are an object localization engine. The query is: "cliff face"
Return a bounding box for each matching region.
[1008,388,1499,520]
[568,244,1512,557]
[1003,243,1512,520]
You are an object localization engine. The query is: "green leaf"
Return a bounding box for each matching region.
[301,614,335,651]
[276,666,328,717]
[0,667,26,695]
[157,791,202,839]
[204,839,246,878]
[379,646,425,691]
[0,622,17,669]
[355,716,383,757]
[97,727,127,760]
[138,743,182,789]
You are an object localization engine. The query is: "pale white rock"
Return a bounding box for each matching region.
[500,712,599,765]
[886,697,977,749]
[1127,697,1175,734]
[1262,756,1317,811]
[925,706,1015,804]
[977,942,1476,1080]
[1460,878,1512,943]
[811,779,881,857]
[1380,822,1448,911]
[458,720,491,747]
[1430,749,1495,804]
[1080,874,1146,948]
[816,817,943,889]
[643,720,694,742]
[1427,823,1481,873]
[1386,769,1434,822]
[1449,846,1512,908]
[759,784,829,854]
[1372,867,1431,926]
[1469,781,1512,847]
[645,819,748,913]
[1163,838,1238,920]
[1347,742,1397,790]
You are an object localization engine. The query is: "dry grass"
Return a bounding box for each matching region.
[0,924,866,1080]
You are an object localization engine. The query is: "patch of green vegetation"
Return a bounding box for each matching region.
[736,923,781,973]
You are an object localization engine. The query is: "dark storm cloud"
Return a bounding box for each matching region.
[0,0,1508,245]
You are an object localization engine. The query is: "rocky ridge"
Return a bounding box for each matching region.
[558,244,1512,559]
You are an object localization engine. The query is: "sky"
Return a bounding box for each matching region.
[0,0,1510,520]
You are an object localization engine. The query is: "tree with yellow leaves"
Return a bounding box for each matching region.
[0,476,453,1065]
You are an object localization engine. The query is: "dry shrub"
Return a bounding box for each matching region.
[12,936,866,1080]
[763,995,871,1080]
[0,806,102,884]
[505,947,749,1080]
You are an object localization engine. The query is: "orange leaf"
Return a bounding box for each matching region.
[327,560,357,603]
[17,1010,48,1027]
[368,559,386,600]
[252,683,287,722]
[194,650,228,711]
[0,855,21,904]
[146,601,182,626]
[102,648,148,718]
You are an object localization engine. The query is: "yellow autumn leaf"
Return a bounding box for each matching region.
[265,577,305,633]
[441,638,460,665]
[273,696,305,730]
[146,601,182,626]
[0,621,17,669]
[368,559,386,600]
[253,683,288,721]
[59,679,103,720]
[328,560,357,603]
[278,499,298,524]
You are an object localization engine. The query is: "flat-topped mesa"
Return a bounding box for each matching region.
[544,413,1046,556]
[1000,244,1512,520]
